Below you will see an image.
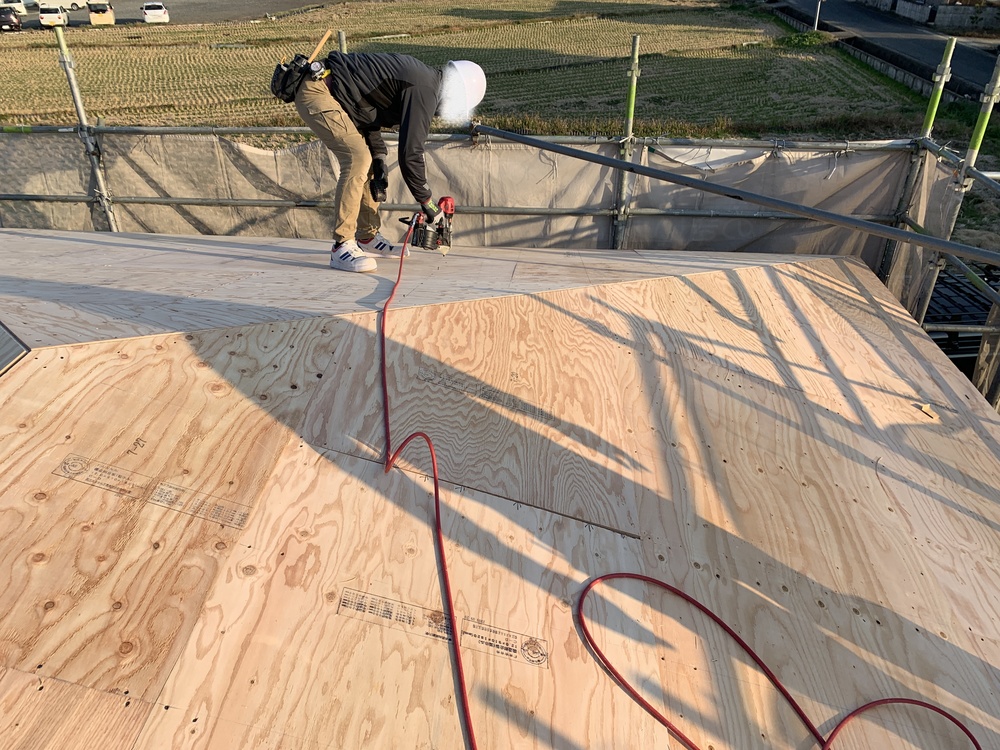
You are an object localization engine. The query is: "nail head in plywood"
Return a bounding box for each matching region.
[301,292,650,535]
[0,666,151,749]
[620,262,1000,746]
[0,316,349,701]
[137,439,678,750]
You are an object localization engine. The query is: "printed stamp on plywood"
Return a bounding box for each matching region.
[338,587,549,668]
[53,453,251,528]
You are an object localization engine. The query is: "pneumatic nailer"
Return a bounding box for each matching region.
[410,196,455,254]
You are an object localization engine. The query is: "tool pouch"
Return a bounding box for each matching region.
[270,54,311,103]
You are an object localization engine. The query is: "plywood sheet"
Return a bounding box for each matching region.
[609,262,1000,747]
[1,250,998,750]
[299,292,649,535]
[0,228,793,347]
[0,316,347,700]
[133,440,668,750]
[0,665,151,749]
[294,258,999,748]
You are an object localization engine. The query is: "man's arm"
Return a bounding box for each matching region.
[363,128,388,160]
[396,84,438,205]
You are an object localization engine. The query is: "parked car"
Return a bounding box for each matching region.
[0,6,21,30]
[0,1,27,15]
[140,1,167,22]
[87,0,113,24]
[37,4,67,25]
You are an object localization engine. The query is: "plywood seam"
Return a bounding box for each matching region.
[7,664,152,707]
[313,444,643,540]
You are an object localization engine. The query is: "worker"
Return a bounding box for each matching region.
[294,53,487,273]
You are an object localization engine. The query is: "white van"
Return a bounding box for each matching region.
[37,4,67,25]
[0,2,28,15]
[87,0,113,24]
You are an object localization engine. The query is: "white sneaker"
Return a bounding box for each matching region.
[331,240,377,273]
[358,232,409,258]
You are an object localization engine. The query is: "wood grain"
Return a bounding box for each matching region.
[0,665,152,749]
[133,440,668,749]
[300,292,651,535]
[0,227,796,347]
[1,246,998,749]
[0,316,345,700]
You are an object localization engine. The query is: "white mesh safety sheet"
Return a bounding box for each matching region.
[0,132,915,271]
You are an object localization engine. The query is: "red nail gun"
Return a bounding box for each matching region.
[409,196,455,255]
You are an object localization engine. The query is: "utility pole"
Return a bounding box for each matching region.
[813,0,824,31]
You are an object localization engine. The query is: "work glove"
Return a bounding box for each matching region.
[421,199,442,223]
[369,158,388,203]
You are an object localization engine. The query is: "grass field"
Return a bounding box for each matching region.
[0,0,952,141]
[1,0,996,242]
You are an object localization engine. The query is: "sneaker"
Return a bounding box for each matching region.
[330,240,377,273]
[358,232,409,259]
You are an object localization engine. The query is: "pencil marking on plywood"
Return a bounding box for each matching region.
[417,366,548,422]
[338,588,549,667]
[53,454,251,528]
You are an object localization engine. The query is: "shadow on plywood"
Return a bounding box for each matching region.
[0,255,998,749]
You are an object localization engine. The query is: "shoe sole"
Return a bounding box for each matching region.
[330,261,377,272]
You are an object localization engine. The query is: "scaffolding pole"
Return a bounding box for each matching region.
[53,26,119,232]
[960,55,1000,185]
[921,38,955,139]
[612,35,641,250]
[470,124,1000,267]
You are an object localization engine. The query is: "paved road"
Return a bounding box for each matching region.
[781,0,998,91]
[12,0,320,28]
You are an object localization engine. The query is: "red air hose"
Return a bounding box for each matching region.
[376,222,983,750]
[577,574,984,750]
[379,215,478,750]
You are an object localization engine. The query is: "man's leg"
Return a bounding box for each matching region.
[355,161,409,258]
[357,164,381,240]
[295,78,372,245]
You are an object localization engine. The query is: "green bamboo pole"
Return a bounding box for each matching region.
[961,55,1000,182]
[623,35,640,141]
[921,37,956,139]
[613,34,641,250]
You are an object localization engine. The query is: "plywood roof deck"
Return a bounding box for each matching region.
[1,228,999,750]
[0,229,779,348]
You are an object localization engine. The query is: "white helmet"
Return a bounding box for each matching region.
[438,60,487,125]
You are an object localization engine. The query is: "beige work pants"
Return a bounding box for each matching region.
[295,78,381,244]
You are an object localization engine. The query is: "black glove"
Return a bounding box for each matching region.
[421,200,442,223]
[369,159,388,203]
